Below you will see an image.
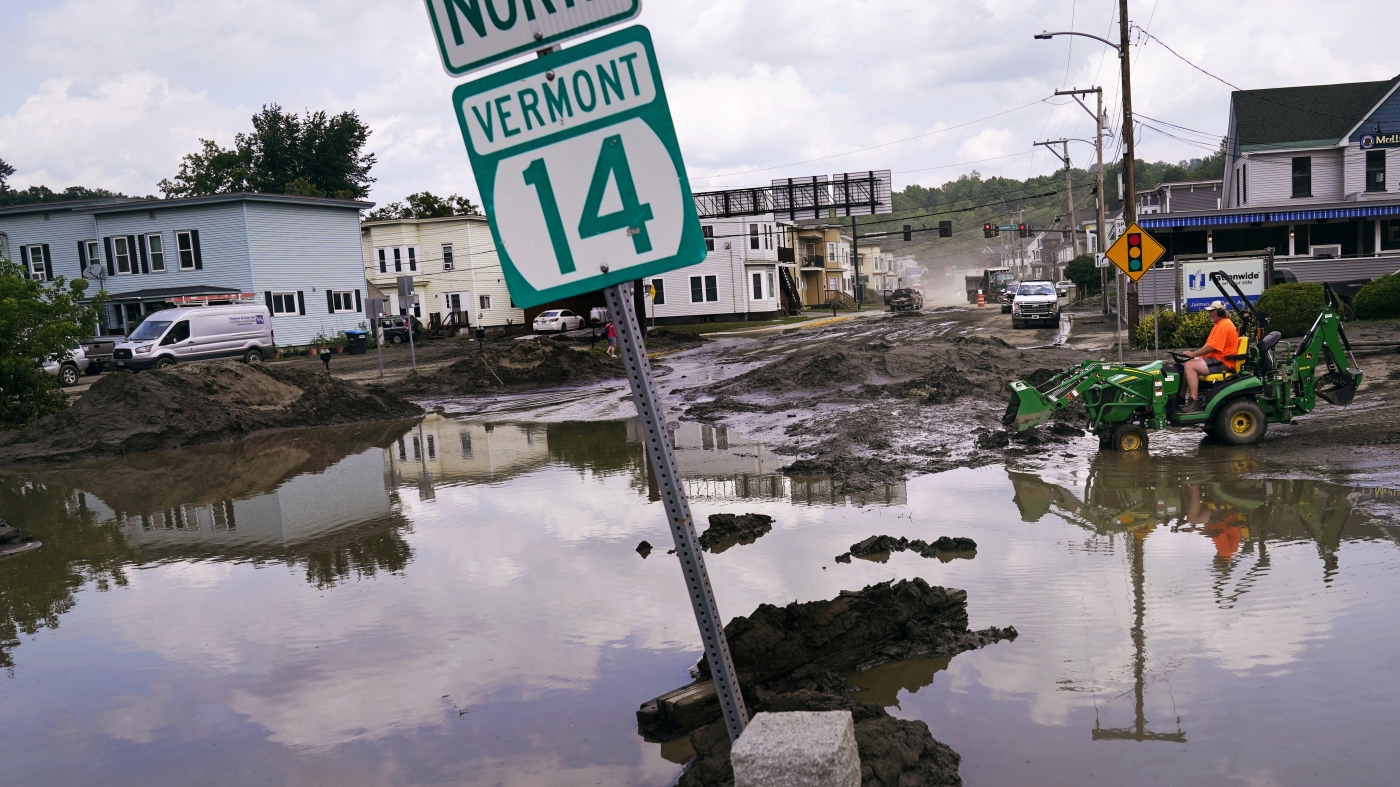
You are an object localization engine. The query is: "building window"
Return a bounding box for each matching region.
[459,430,473,458]
[651,278,665,305]
[270,292,298,315]
[442,243,454,270]
[767,271,775,298]
[407,247,418,271]
[147,234,166,272]
[702,225,714,251]
[86,240,101,272]
[1366,150,1386,192]
[691,275,719,302]
[479,294,491,310]
[174,231,195,269]
[751,271,763,300]
[750,223,759,250]
[447,293,462,312]
[393,247,402,272]
[24,245,47,281]
[1291,157,1311,198]
[330,291,356,313]
[113,236,132,274]
[378,248,387,273]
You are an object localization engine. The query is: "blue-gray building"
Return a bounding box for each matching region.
[0,193,373,347]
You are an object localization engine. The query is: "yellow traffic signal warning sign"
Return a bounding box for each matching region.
[1105,223,1166,281]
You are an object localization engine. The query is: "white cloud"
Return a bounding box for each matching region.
[3,0,1398,205]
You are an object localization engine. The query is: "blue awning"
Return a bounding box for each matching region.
[1142,202,1400,230]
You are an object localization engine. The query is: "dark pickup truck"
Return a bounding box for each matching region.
[889,288,924,311]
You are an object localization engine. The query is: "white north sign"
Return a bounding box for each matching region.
[424,0,642,77]
[452,25,707,308]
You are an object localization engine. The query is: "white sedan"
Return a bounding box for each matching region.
[532,309,584,332]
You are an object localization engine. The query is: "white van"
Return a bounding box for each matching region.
[111,304,274,371]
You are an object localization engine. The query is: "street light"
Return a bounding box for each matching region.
[1035,0,1141,345]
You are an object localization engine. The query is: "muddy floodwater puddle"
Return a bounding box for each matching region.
[2,416,1398,785]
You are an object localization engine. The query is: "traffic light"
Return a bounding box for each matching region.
[938,220,952,238]
[1018,223,1028,238]
[984,223,994,238]
[903,224,912,242]
[1126,231,1143,272]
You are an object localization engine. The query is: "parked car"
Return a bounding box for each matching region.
[1011,280,1060,328]
[80,338,115,374]
[42,343,89,387]
[889,288,924,311]
[1055,280,1072,298]
[111,304,274,370]
[533,309,584,332]
[377,315,423,345]
[1000,281,1021,313]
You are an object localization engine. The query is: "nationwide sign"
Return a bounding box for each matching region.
[1182,259,1265,311]
[1359,132,1400,149]
[424,0,642,77]
[452,25,706,308]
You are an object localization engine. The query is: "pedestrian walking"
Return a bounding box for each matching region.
[606,321,617,357]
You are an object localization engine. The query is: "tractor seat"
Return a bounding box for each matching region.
[1202,336,1249,383]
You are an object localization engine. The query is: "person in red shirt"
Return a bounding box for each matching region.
[1179,300,1239,413]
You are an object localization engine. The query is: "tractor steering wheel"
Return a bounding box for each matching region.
[1169,351,1192,364]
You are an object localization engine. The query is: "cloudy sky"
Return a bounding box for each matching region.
[2,0,1396,207]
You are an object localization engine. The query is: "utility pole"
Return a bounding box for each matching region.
[1119,0,1139,345]
[1055,87,1109,314]
[1034,138,1077,281]
[851,216,860,310]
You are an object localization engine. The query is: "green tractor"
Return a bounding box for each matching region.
[1004,271,1364,451]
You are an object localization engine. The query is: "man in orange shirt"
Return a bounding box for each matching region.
[1179,300,1239,413]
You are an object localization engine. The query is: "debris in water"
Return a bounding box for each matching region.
[697,513,774,553]
[636,540,653,558]
[0,361,422,465]
[0,521,40,558]
[644,579,1012,785]
[835,535,977,563]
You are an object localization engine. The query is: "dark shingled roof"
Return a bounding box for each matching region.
[1233,76,1400,149]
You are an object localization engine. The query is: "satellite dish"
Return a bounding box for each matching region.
[85,263,104,278]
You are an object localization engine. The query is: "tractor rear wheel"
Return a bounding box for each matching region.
[1214,399,1266,445]
[1110,424,1149,452]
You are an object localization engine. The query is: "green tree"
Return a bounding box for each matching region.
[159,104,377,200]
[0,256,105,429]
[1064,254,1101,297]
[365,191,480,222]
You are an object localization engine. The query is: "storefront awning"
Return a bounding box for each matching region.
[1142,201,1400,230]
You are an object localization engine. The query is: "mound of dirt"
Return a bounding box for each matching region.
[697,513,774,553]
[0,361,422,465]
[397,338,623,395]
[679,691,962,787]
[837,535,977,562]
[654,579,1012,787]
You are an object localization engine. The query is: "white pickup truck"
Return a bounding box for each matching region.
[1010,280,1061,329]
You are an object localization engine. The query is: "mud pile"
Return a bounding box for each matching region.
[836,535,977,562]
[679,691,962,787]
[698,513,774,553]
[397,338,622,395]
[656,579,1012,786]
[0,361,422,464]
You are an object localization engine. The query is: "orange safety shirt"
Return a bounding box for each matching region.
[1204,318,1240,370]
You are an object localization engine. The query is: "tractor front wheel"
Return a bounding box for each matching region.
[1110,424,1149,452]
[1214,399,1267,445]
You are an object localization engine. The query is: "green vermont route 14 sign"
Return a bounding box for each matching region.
[452,25,706,309]
[425,0,642,77]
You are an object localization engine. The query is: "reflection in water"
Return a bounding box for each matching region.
[1008,450,1397,746]
[0,422,418,669]
[382,415,908,508]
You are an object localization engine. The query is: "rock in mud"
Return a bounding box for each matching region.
[837,535,977,562]
[697,513,774,553]
[396,338,621,395]
[0,361,422,465]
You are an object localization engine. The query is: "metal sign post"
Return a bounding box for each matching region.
[605,281,747,741]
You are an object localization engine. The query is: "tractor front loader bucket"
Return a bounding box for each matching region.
[1004,380,1055,432]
